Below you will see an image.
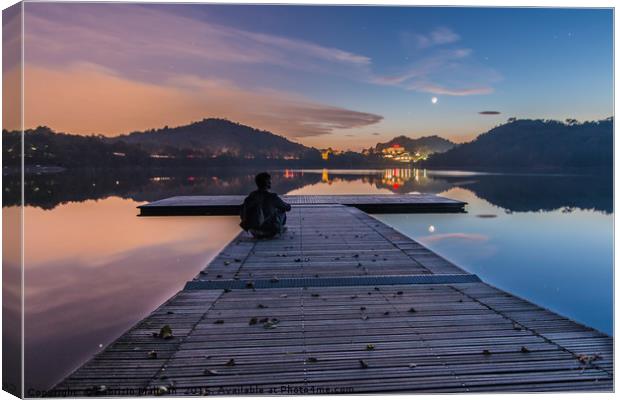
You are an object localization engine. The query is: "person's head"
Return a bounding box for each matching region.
[255,172,271,190]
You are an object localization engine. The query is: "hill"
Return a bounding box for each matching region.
[367,135,455,162]
[421,118,613,169]
[373,135,455,154]
[108,118,319,159]
[2,119,392,168]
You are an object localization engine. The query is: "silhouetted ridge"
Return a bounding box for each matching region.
[421,118,613,169]
[111,118,317,158]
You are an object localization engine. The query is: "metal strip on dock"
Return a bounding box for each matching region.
[184,274,482,290]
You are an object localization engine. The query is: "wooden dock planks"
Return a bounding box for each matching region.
[52,202,612,395]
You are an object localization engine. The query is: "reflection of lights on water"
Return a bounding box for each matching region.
[321,169,330,183]
[428,225,435,233]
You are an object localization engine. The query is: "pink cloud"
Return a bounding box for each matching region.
[24,3,370,79]
[24,63,382,138]
[409,83,494,96]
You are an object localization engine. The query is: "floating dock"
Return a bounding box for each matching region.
[137,194,467,215]
[53,196,612,395]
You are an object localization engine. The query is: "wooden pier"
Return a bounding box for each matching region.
[137,194,467,215]
[53,196,613,395]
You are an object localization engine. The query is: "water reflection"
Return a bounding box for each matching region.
[6,168,612,391]
[22,198,239,391]
[3,167,612,213]
[376,186,613,336]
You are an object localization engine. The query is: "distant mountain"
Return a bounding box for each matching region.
[3,119,396,168]
[108,118,319,159]
[421,118,613,169]
[371,135,455,155]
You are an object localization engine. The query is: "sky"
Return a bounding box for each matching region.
[4,3,614,150]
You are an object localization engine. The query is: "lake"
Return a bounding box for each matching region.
[3,167,613,391]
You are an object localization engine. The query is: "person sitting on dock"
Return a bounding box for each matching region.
[240,172,291,239]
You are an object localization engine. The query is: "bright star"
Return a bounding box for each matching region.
[431,97,438,104]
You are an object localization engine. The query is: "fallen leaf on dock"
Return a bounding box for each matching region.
[359,360,369,369]
[257,304,268,308]
[482,349,491,356]
[90,385,107,395]
[159,325,174,340]
[204,369,220,376]
[148,351,158,359]
[214,320,225,324]
[249,317,258,325]
[366,344,375,351]
[263,319,279,329]
[155,386,168,396]
[225,358,236,366]
[577,354,602,364]
[408,308,416,313]
[409,363,417,368]
[361,315,369,321]
[520,346,530,353]
[306,357,318,363]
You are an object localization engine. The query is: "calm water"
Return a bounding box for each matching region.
[3,168,613,391]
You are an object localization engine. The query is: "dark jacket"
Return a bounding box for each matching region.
[240,190,291,233]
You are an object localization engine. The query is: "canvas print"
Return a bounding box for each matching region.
[2,1,614,397]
